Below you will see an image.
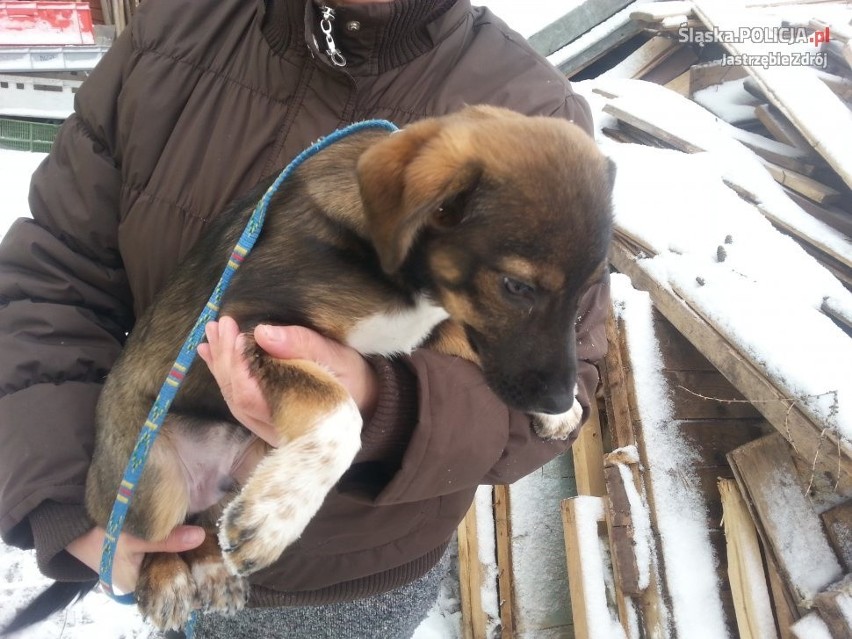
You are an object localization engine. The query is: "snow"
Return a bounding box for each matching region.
[790,612,833,639]
[611,275,729,639]
[472,1,584,39]
[615,463,651,591]
[584,77,852,268]
[508,454,576,638]
[473,486,500,637]
[582,80,852,442]
[760,465,843,602]
[569,496,626,639]
[0,544,153,638]
[692,78,761,125]
[0,149,45,238]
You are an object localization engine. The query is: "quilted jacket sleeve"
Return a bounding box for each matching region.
[0,30,136,580]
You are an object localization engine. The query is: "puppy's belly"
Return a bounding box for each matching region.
[167,421,261,514]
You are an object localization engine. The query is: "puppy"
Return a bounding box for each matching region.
[10,105,614,632]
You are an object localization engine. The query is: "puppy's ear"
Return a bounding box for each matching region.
[358,118,481,274]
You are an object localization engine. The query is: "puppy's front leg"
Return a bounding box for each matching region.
[218,355,362,577]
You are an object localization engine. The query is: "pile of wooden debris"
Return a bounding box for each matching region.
[456,2,851,638]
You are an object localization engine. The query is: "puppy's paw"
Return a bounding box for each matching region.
[219,401,362,576]
[136,553,197,631]
[218,490,300,577]
[191,556,249,615]
[531,389,583,440]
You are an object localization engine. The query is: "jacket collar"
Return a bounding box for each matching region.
[261,0,462,74]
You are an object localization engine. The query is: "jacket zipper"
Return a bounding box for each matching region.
[320,5,347,67]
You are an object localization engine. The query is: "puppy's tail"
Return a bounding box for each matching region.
[2,580,96,637]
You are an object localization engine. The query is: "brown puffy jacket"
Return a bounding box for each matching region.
[0,0,610,605]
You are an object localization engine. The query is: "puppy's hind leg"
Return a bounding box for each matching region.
[219,355,362,577]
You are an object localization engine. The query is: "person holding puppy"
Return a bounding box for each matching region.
[0,0,611,637]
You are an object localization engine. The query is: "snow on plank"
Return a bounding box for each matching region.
[729,434,843,610]
[692,2,852,189]
[600,136,852,491]
[593,77,852,274]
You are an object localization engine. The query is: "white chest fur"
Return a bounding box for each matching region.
[345,296,450,356]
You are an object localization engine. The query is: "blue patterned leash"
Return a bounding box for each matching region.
[98,119,399,637]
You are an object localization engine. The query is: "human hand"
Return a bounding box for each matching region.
[66,525,205,595]
[197,317,378,447]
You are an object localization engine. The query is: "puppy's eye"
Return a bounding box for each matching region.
[502,276,535,297]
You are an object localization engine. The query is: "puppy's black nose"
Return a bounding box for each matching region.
[532,391,575,416]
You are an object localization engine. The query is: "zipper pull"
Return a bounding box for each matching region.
[320,5,347,67]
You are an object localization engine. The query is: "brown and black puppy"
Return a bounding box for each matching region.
[35,106,615,631]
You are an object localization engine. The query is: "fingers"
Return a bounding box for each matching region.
[138,525,206,554]
[255,324,378,417]
[198,318,280,446]
[255,324,331,361]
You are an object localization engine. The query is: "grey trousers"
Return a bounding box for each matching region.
[187,551,451,639]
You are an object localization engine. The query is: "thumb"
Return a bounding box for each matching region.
[255,325,328,360]
[142,525,206,553]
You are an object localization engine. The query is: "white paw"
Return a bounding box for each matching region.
[532,387,582,440]
[219,400,362,576]
[191,557,248,615]
[136,560,196,631]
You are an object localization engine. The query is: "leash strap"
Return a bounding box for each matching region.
[98,119,399,633]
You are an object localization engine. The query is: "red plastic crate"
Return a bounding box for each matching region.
[0,1,95,46]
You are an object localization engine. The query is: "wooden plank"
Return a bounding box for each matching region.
[610,240,852,491]
[642,46,699,86]
[601,456,642,632]
[598,35,681,81]
[604,464,643,595]
[693,2,852,189]
[689,61,749,96]
[604,309,675,638]
[664,370,765,420]
[813,574,852,639]
[767,555,800,639]
[604,102,703,152]
[457,503,488,639]
[718,478,778,639]
[550,7,643,78]
[630,1,694,22]
[761,161,843,206]
[783,189,852,240]
[99,0,112,25]
[754,104,813,152]
[493,484,515,639]
[602,309,637,450]
[745,195,852,274]
[663,69,691,96]
[678,420,769,470]
[813,69,852,103]
[528,0,635,57]
[821,502,852,571]
[573,399,607,497]
[729,128,821,176]
[729,434,845,610]
[561,497,615,639]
